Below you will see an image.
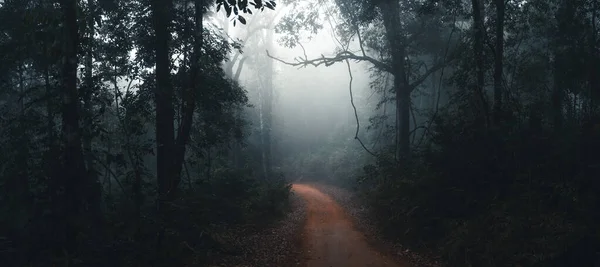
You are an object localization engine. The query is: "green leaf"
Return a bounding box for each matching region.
[238,15,246,24]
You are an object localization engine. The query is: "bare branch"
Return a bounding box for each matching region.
[267,46,453,92]
[408,60,450,93]
[410,125,431,137]
[345,59,377,157]
[266,49,392,72]
[416,15,458,147]
[93,154,128,196]
[298,42,309,60]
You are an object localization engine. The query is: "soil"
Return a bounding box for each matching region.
[292,184,411,267]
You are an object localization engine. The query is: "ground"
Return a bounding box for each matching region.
[293,184,409,267]
[207,183,436,267]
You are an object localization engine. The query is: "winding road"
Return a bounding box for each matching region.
[292,184,409,267]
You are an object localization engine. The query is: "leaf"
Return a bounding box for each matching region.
[234,6,238,15]
[238,15,246,25]
[225,3,232,17]
[233,20,237,27]
[217,3,222,12]
[265,1,274,10]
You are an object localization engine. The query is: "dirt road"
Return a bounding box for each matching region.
[292,184,408,267]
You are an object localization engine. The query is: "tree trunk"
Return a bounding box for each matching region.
[471,0,490,125]
[172,0,205,194]
[588,0,597,116]
[553,56,564,129]
[60,0,87,254]
[262,28,274,178]
[83,0,95,180]
[493,0,505,123]
[82,0,103,226]
[379,0,410,160]
[150,0,175,259]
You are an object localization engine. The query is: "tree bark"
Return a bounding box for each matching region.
[471,0,490,125]
[150,0,175,258]
[588,0,597,116]
[83,0,103,225]
[379,0,410,160]
[552,56,564,129]
[60,0,87,254]
[172,0,205,195]
[493,0,505,123]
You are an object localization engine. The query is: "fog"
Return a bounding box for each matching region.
[217,7,378,180]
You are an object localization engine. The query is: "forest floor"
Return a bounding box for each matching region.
[203,191,306,267]
[205,183,438,267]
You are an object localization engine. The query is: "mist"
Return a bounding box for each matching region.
[3,0,600,266]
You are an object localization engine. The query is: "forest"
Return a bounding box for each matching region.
[1,0,600,266]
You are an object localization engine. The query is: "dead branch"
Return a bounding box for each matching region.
[268,47,454,95]
[408,59,451,93]
[93,154,128,196]
[266,49,392,73]
[345,59,377,157]
[416,15,458,147]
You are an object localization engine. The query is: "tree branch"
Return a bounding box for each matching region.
[266,49,393,73]
[345,59,377,157]
[408,60,450,93]
[267,47,453,94]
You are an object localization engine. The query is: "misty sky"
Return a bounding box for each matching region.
[223,9,374,151]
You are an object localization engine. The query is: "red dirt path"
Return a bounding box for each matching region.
[292,184,410,267]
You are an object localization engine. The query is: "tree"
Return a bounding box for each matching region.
[0,0,287,265]
[59,0,90,254]
[149,0,277,259]
[270,0,456,159]
[492,0,505,123]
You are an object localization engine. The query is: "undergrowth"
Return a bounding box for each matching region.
[2,168,291,267]
[359,108,600,266]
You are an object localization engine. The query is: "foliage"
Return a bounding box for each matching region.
[0,0,286,265]
[354,0,600,265]
[270,0,600,266]
[361,110,600,266]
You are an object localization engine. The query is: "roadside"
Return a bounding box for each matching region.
[203,192,306,267]
[200,182,437,267]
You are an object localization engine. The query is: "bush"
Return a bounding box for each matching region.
[360,111,600,266]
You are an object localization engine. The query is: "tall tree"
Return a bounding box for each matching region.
[271,0,454,159]
[471,0,490,125]
[378,0,410,159]
[150,0,277,258]
[150,0,175,257]
[493,0,505,123]
[59,0,87,253]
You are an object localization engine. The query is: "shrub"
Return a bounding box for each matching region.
[360,111,600,266]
